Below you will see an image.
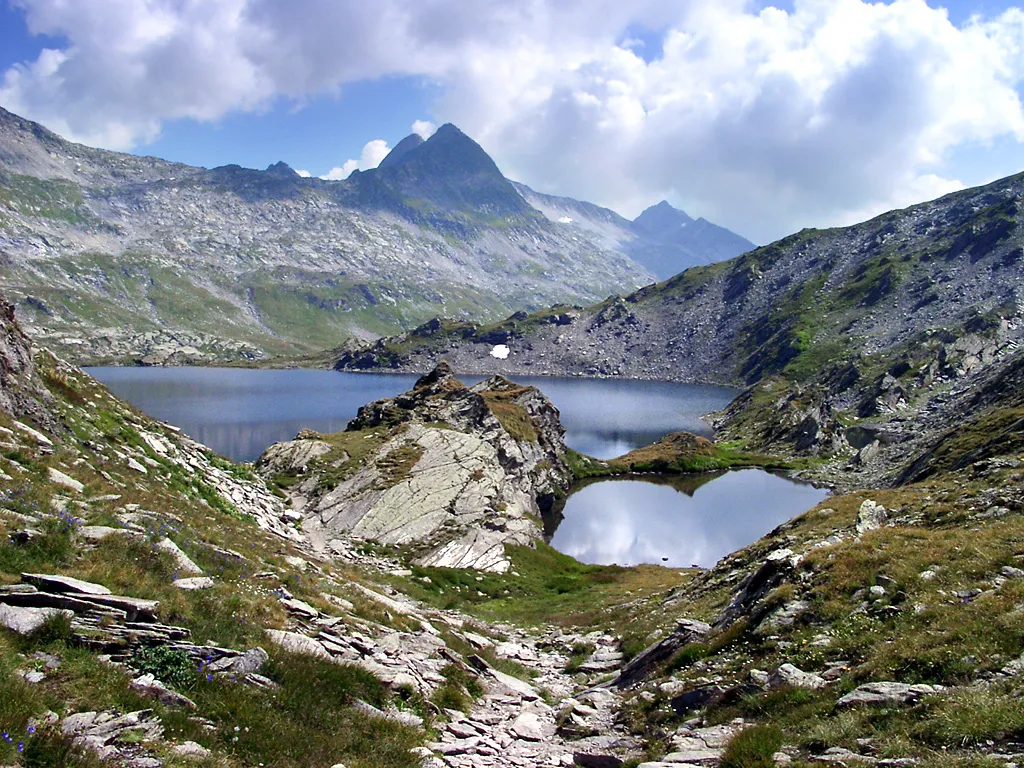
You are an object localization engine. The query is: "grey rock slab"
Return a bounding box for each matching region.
[1,590,128,620]
[281,597,319,618]
[613,618,710,688]
[78,525,129,542]
[837,682,944,708]
[47,467,83,492]
[510,711,550,741]
[659,748,722,764]
[349,582,420,616]
[130,674,197,710]
[81,594,160,622]
[768,663,827,690]
[448,721,481,739]
[171,741,211,759]
[468,655,540,700]
[437,737,482,755]
[856,500,888,534]
[0,604,73,635]
[173,577,215,591]
[265,629,330,659]
[155,538,204,576]
[14,421,53,447]
[22,573,112,595]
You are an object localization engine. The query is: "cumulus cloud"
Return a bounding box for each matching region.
[320,138,390,180]
[2,0,1024,241]
[295,169,311,177]
[412,119,437,139]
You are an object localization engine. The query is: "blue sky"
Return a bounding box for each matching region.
[2,0,1024,243]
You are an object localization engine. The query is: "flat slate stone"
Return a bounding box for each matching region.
[265,629,330,659]
[47,467,84,493]
[173,577,215,591]
[83,594,159,622]
[0,604,74,635]
[1,591,127,620]
[837,682,944,708]
[23,573,111,595]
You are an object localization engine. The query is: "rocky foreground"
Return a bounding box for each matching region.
[3,284,1024,768]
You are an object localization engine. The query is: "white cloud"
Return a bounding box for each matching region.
[295,169,311,177]
[320,138,390,180]
[2,0,1024,241]
[321,159,358,181]
[412,119,437,139]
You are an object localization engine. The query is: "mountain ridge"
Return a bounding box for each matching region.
[0,106,664,364]
[513,181,755,279]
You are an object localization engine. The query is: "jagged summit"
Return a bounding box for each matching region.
[367,122,535,220]
[264,160,298,177]
[377,132,425,169]
[632,200,695,239]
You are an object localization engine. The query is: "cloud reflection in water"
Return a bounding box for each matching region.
[549,470,828,568]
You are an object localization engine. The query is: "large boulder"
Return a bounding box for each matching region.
[258,363,574,571]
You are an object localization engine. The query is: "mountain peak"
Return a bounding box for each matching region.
[368,122,533,220]
[264,161,298,177]
[632,200,695,241]
[378,133,425,169]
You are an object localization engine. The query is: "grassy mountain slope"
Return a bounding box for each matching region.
[0,107,653,365]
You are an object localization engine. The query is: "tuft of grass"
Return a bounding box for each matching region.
[565,641,597,673]
[183,650,421,768]
[665,642,710,674]
[918,686,1024,748]
[431,663,484,714]
[374,442,424,489]
[131,646,199,691]
[479,389,538,442]
[720,725,783,768]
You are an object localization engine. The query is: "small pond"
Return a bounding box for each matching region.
[548,470,829,568]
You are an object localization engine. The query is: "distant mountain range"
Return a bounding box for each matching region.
[337,168,1024,390]
[0,107,752,364]
[515,185,754,279]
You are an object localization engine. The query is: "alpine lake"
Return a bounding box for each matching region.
[87,367,828,569]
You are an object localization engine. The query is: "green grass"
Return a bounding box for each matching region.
[720,725,783,768]
[430,663,484,713]
[479,388,539,442]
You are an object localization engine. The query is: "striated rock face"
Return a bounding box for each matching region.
[257,362,574,571]
[0,294,50,423]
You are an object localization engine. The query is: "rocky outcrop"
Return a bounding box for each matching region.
[258,363,574,571]
[0,294,51,424]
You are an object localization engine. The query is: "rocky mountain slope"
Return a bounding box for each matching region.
[515,184,755,279]
[337,169,1024,386]
[0,108,657,365]
[0,107,748,368]
[336,170,1024,488]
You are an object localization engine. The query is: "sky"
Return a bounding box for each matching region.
[2,1,1024,244]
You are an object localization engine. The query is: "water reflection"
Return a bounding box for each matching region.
[548,469,829,568]
[88,367,737,463]
[87,368,418,462]
[468,375,736,459]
